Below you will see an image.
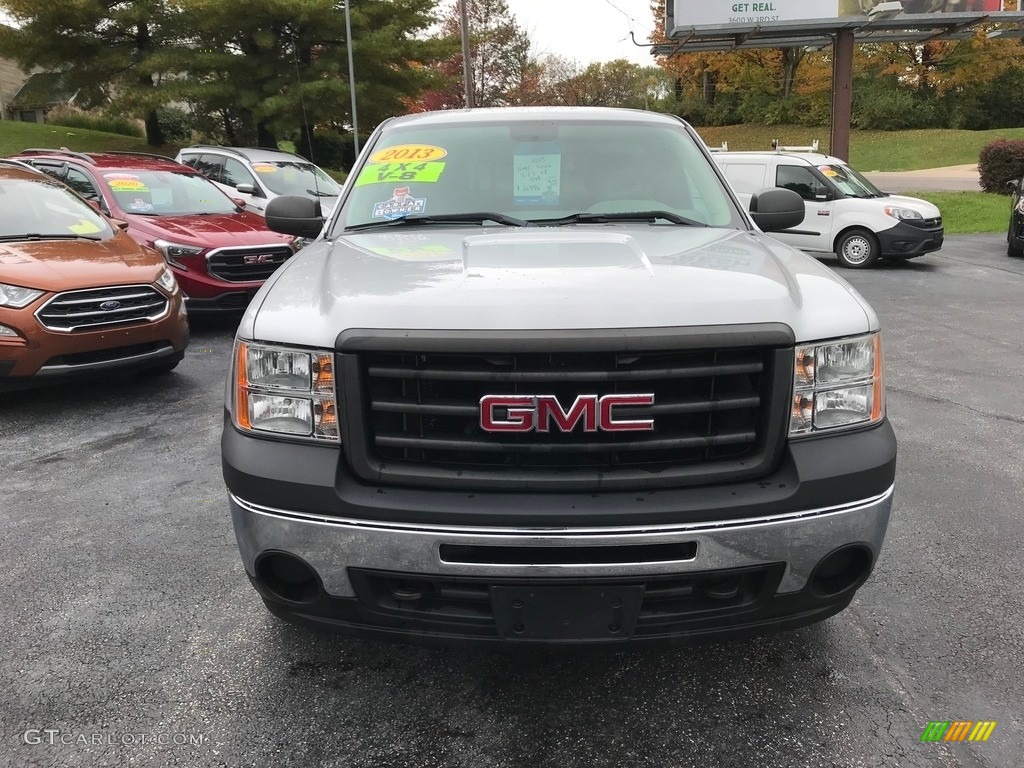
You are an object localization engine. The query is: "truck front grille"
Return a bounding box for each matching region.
[207,246,293,282]
[339,328,792,491]
[36,285,168,332]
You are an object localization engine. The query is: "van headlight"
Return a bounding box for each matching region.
[790,333,884,436]
[884,206,922,221]
[232,340,339,442]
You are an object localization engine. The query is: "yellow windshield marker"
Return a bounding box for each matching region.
[69,219,104,235]
[355,161,446,187]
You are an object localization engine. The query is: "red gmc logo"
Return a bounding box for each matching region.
[479,394,655,433]
[243,254,274,265]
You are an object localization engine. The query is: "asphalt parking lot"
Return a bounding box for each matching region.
[2,234,1022,768]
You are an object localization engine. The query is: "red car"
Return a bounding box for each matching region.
[9,149,297,311]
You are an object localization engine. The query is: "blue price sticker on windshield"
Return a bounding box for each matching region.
[514,142,560,206]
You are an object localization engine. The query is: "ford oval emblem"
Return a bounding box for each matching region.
[99,300,122,311]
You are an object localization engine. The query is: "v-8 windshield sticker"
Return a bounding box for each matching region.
[354,161,446,187]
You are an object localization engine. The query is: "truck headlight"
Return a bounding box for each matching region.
[884,206,922,221]
[232,341,339,442]
[790,333,884,436]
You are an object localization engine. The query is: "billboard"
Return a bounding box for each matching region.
[671,0,1016,27]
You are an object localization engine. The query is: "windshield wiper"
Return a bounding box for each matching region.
[532,211,706,227]
[0,233,103,241]
[345,212,532,232]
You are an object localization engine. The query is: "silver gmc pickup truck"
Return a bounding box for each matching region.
[221,107,896,645]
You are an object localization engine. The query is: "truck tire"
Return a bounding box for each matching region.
[836,229,880,269]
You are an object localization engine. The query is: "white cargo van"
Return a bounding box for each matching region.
[714,151,943,268]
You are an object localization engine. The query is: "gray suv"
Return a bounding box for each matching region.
[175,145,341,218]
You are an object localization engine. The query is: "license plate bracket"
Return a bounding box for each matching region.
[491,585,644,641]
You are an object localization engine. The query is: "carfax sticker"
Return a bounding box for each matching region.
[354,161,446,186]
[369,144,447,164]
[372,187,426,219]
[128,198,154,212]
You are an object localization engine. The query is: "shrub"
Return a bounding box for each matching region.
[295,131,346,169]
[978,139,1024,194]
[44,104,144,138]
[850,82,941,130]
[156,106,193,144]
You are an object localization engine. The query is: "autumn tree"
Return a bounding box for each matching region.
[412,0,543,110]
[543,57,669,109]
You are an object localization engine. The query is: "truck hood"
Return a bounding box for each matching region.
[0,233,163,293]
[246,226,875,347]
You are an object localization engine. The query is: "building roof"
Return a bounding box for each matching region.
[8,71,74,109]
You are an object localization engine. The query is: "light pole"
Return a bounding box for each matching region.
[344,0,360,155]
[459,0,475,108]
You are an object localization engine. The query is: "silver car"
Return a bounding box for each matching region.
[175,145,341,218]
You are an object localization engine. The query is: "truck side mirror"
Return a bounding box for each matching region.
[750,188,805,232]
[266,195,325,239]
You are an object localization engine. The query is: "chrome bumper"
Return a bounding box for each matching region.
[229,486,894,598]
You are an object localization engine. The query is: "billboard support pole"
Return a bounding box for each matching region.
[829,28,854,162]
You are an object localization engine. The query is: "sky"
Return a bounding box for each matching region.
[506,0,659,67]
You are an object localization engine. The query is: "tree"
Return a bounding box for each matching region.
[543,56,669,109]
[411,0,543,110]
[173,0,446,151]
[0,0,180,145]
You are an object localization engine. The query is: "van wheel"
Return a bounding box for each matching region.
[836,229,880,269]
[1009,224,1023,257]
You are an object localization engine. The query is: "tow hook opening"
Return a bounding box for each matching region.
[255,552,322,604]
[809,545,873,598]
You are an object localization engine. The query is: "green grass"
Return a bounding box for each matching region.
[0,119,180,158]
[697,124,1024,172]
[902,190,1011,235]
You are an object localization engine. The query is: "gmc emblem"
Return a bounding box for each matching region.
[479,394,655,433]
[243,253,274,265]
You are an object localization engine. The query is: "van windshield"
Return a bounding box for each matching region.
[818,164,885,199]
[335,119,744,232]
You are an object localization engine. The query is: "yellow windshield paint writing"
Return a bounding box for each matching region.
[68,219,104,235]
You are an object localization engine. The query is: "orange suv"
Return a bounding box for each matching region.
[0,160,189,389]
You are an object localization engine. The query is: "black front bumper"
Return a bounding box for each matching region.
[253,567,856,647]
[878,220,944,259]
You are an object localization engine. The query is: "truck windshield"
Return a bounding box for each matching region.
[335,119,743,232]
[818,164,885,199]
